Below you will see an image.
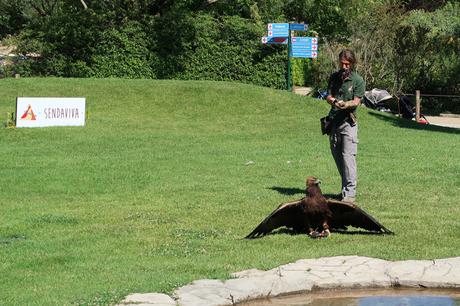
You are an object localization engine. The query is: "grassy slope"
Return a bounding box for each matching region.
[0,78,459,305]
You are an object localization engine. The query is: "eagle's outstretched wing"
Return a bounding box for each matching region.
[326,199,394,234]
[245,199,305,239]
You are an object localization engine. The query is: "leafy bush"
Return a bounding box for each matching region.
[90,21,155,78]
[0,0,28,39]
[155,12,287,88]
[396,2,460,94]
[291,58,322,87]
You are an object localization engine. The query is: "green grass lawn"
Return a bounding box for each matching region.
[0,78,459,305]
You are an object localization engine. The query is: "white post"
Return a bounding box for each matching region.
[415,90,421,122]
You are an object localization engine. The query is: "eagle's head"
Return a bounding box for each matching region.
[306,176,321,187]
[305,176,323,197]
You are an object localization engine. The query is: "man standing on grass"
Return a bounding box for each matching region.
[325,49,365,203]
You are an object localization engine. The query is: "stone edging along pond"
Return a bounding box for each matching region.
[117,256,460,306]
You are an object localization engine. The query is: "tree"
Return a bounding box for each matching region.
[347,1,404,93]
[396,1,460,93]
[402,0,446,11]
[284,0,348,40]
[0,0,29,39]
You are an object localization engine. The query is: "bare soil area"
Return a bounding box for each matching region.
[425,115,460,129]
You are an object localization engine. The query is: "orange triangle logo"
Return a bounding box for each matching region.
[21,105,37,120]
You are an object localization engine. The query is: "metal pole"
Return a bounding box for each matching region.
[287,30,292,91]
[415,90,421,122]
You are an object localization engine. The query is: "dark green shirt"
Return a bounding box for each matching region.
[327,70,365,124]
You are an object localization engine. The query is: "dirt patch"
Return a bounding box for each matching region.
[425,115,460,129]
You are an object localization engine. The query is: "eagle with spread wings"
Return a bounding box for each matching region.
[246,177,393,239]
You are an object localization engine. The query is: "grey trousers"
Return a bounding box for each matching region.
[329,121,358,199]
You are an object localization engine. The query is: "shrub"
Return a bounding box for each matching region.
[90,21,155,78]
[396,2,460,94]
[155,12,287,88]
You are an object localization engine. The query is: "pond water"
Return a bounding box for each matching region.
[239,288,460,306]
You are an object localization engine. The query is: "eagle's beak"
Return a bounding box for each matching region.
[315,178,321,185]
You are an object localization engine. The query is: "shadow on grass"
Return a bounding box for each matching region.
[268,186,304,196]
[368,112,460,134]
[0,234,27,246]
[261,228,387,238]
[331,229,392,236]
[268,187,341,201]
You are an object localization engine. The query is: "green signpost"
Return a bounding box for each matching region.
[261,23,319,91]
[287,30,292,91]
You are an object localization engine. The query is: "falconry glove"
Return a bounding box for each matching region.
[336,100,357,110]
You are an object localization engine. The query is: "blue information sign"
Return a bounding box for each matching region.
[290,50,318,58]
[261,36,288,45]
[261,23,320,90]
[291,36,319,53]
[289,23,308,31]
[291,37,319,44]
[268,23,289,31]
[267,23,289,37]
[291,44,318,51]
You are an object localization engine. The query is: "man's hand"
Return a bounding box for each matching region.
[329,99,342,108]
[327,96,338,106]
[336,100,357,110]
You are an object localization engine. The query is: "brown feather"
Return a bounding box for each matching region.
[246,176,333,238]
[245,199,304,238]
[326,199,394,234]
[245,177,394,238]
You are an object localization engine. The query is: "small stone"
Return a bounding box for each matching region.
[119,293,176,306]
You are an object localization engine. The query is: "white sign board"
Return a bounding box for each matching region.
[16,97,86,128]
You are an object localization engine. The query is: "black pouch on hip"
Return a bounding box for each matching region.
[320,116,332,135]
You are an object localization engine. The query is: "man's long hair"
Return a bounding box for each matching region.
[339,49,357,70]
[339,49,356,80]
